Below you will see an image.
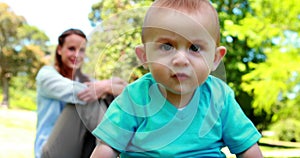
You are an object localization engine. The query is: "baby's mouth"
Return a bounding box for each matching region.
[172,73,189,81]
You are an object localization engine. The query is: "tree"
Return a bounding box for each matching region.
[86,0,152,81]
[211,0,265,126]
[0,2,49,108]
[212,0,300,130]
[242,47,300,119]
[232,0,300,130]
[0,3,24,107]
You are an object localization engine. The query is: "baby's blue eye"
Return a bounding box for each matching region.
[160,43,173,51]
[190,44,201,52]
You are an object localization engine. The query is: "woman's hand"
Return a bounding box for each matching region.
[108,77,128,96]
[77,80,110,102]
[77,77,127,102]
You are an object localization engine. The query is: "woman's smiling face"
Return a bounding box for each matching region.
[58,34,86,71]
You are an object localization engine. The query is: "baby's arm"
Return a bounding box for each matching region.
[90,142,119,158]
[236,143,263,158]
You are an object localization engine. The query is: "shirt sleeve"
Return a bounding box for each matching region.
[221,88,262,154]
[36,66,87,105]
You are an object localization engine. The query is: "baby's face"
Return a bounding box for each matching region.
[142,8,219,96]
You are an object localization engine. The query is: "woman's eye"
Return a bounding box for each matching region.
[79,48,85,53]
[190,44,201,52]
[68,47,76,51]
[160,43,173,51]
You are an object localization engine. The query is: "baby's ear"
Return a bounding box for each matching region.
[135,45,148,69]
[212,46,226,71]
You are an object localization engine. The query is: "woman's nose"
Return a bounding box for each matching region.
[73,50,84,57]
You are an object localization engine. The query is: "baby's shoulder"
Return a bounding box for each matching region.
[127,73,155,91]
[204,75,232,93]
[116,73,155,105]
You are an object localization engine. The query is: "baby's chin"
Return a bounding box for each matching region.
[164,85,197,96]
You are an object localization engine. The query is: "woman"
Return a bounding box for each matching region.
[34,28,127,158]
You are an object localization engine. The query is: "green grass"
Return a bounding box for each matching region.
[0,108,36,158]
[258,138,300,157]
[1,108,300,158]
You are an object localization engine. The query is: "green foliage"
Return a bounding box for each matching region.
[86,0,152,81]
[0,3,24,47]
[242,47,300,125]
[0,90,2,102]
[239,0,300,131]
[88,0,153,26]
[9,76,37,110]
[17,24,50,48]
[9,88,36,111]
[0,2,50,107]
[210,1,264,127]
[224,0,298,49]
[213,0,258,90]
[0,2,24,84]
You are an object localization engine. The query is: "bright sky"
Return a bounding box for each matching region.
[2,0,99,45]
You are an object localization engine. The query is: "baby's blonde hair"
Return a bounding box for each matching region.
[142,0,220,46]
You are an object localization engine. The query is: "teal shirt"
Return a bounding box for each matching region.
[93,73,261,157]
[34,66,87,158]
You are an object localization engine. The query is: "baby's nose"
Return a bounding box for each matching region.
[172,51,189,66]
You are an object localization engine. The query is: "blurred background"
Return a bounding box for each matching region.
[0,0,300,157]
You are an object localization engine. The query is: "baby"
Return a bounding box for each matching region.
[91,0,263,157]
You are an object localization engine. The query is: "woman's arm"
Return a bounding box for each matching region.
[236,143,263,158]
[36,66,87,104]
[90,142,119,158]
[77,77,127,102]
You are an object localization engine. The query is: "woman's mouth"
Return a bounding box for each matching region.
[69,58,77,65]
